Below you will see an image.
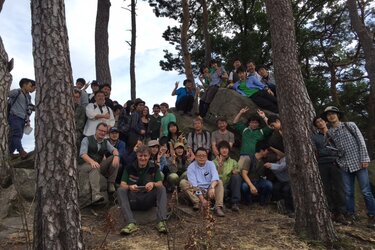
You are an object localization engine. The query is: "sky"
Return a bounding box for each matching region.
[0,0,186,151]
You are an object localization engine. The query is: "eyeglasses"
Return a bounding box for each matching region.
[195,154,207,158]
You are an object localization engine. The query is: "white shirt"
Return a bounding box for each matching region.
[83,103,115,136]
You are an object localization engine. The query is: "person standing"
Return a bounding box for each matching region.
[8,78,34,158]
[160,102,176,137]
[322,106,375,228]
[312,116,347,224]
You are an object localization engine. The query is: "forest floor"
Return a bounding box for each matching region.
[1,198,375,249]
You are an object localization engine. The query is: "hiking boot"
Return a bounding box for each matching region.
[156,221,168,234]
[345,214,359,225]
[231,203,240,212]
[92,194,104,204]
[20,150,28,159]
[367,215,375,229]
[107,183,116,193]
[333,214,349,225]
[216,206,225,217]
[193,203,200,211]
[120,223,139,235]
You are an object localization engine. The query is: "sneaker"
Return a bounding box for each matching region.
[107,183,116,193]
[120,223,139,235]
[156,221,168,234]
[92,194,104,204]
[367,215,375,229]
[231,203,240,212]
[216,206,225,217]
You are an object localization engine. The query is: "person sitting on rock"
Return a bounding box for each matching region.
[172,79,196,115]
[167,121,186,146]
[147,140,168,178]
[211,117,235,158]
[83,90,115,137]
[233,107,272,170]
[180,147,225,217]
[165,142,194,191]
[263,148,294,217]
[257,65,277,95]
[199,59,228,117]
[213,141,242,212]
[232,66,278,113]
[187,116,211,158]
[78,122,120,204]
[105,127,127,185]
[241,140,273,206]
[117,145,168,235]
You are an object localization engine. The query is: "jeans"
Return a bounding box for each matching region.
[224,174,242,204]
[8,114,25,154]
[341,168,375,216]
[241,179,273,205]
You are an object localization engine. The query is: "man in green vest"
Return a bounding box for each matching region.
[79,122,120,204]
[117,145,168,235]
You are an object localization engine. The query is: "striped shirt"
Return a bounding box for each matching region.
[328,122,370,173]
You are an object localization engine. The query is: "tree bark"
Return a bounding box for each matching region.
[347,0,375,158]
[31,0,83,249]
[181,0,194,83]
[0,32,13,187]
[130,0,136,100]
[265,0,337,242]
[95,0,112,85]
[200,0,211,67]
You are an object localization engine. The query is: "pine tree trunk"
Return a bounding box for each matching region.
[130,0,136,100]
[181,0,194,82]
[0,35,13,188]
[95,0,112,85]
[31,0,83,248]
[265,0,337,242]
[347,0,375,158]
[200,0,211,67]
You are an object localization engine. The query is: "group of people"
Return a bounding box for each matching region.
[169,58,279,119]
[7,69,374,235]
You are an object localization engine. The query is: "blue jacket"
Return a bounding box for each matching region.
[233,76,267,97]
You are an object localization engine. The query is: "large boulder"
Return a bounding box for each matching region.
[209,88,263,124]
[13,168,36,201]
[0,185,19,219]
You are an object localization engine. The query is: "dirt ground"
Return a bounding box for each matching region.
[80,201,375,250]
[1,199,375,250]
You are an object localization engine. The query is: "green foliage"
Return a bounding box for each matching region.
[145,0,374,139]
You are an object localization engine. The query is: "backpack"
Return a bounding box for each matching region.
[190,130,210,150]
[7,89,22,117]
[118,110,131,134]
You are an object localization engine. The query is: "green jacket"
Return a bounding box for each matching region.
[213,157,240,186]
[234,123,272,155]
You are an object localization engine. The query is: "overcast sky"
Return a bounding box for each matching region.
[0,0,186,151]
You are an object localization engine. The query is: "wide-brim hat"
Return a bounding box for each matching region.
[173,142,185,150]
[321,106,343,119]
[147,140,159,147]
